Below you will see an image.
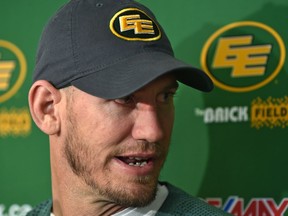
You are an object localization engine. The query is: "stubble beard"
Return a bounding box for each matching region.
[63,104,163,207]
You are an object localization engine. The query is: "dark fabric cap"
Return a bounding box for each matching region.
[33,0,213,99]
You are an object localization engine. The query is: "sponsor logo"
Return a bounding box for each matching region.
[207,197,288,216]
[197,106,249,123]
[110,8,161,41]
[0,204,32,216]
[201,21,285,92]
[0,40,27,103]
[0,39,31,137]
[195,96,288,129]
[0,107,31,137]
[251,96,288,129]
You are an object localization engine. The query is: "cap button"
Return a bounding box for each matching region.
[95,2,103,7]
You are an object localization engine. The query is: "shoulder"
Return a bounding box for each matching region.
[157,182,232,216]
[26,200,52,216]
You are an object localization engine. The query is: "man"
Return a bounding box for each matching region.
[27,0,231,215]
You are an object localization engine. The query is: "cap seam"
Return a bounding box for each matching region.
[71,0,81,79]
[53,0,80,88]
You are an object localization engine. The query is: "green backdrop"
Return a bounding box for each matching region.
[1,0,287,215]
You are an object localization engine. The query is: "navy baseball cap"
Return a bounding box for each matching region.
[33,0,213,99]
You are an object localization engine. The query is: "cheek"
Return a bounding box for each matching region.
[77,106,134,145]
[160,108,175,134]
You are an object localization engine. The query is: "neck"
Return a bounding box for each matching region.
[51,193,125,216]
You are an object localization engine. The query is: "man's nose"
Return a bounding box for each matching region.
[131,104,164,143]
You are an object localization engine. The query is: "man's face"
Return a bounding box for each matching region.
[63,74,178,207]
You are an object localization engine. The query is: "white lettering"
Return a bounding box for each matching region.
[239,106,249,121]
[0,204,32,216]
[203,106,249,123]
[204,108,214,123]
[0,204,5,216]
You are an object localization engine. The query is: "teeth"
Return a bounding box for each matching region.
[121,156,149,167]
[128,161,148,167]
[140,161,147,167]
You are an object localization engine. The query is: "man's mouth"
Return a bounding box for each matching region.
[116,156,151,167]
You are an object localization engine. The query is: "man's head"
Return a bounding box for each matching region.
[29,74,177,208]
[28,0,213,209]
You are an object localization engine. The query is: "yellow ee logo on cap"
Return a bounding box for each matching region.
[110,8,161,41]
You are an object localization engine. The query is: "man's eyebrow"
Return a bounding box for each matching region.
[164,81,179,91]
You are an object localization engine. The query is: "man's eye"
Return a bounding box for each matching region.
[114,95,135,105]
[158,91,176,103]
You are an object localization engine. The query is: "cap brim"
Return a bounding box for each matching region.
[71,51,213,99]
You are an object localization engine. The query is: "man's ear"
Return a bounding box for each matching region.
[28,80,62,135]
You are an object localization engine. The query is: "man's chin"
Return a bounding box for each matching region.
[113,183,158,207]
[99,178,158,207]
